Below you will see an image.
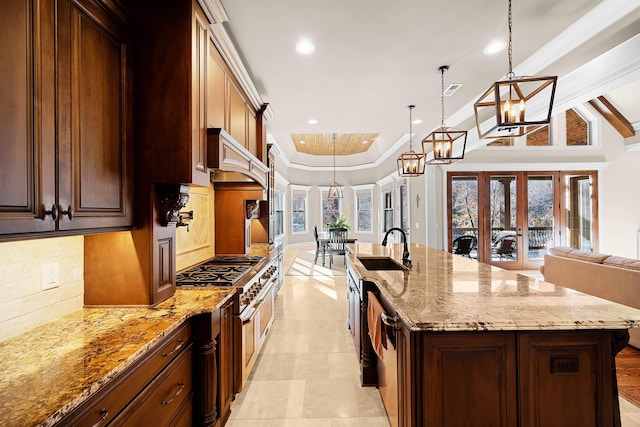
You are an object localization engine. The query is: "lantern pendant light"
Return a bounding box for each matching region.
[422,65,467,165]
[473,0,557,139]
[397,105,425,177]
[327,133,343,199]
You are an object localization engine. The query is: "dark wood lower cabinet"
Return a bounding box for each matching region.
[56,305,234,427]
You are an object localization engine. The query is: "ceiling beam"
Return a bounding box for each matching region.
[588,96,635,138]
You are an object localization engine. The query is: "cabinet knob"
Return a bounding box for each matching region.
[44,204,58,221]
[61,205,73,220]
[91,408,109,427]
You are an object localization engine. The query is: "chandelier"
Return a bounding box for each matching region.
[397,105,425,176]
[473,0,557,139]
[327,133,343,199]
[422,66,467,165]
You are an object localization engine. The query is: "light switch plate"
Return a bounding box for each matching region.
[42,263,60,290]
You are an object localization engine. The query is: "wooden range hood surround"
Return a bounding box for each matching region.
[207,127,269,190]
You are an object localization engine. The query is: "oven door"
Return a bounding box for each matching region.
[239,279,276,387]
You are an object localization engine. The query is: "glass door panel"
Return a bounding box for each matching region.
[449,175,479,259]
[526,175,556,268]
[564,174,596,251]
[487,174,522,268]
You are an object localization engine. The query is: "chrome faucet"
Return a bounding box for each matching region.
[381,227,412,268]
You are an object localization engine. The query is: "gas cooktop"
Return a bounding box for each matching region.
[176,256,265,287]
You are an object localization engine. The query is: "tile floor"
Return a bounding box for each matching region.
[227,248,640,426]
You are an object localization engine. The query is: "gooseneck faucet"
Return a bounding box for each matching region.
[381,227,412,268]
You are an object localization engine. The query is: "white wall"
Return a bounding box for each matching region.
[597,124,640,258]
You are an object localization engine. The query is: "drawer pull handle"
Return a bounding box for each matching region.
[162,383,185,405]
[162,339,184,358]
[91,408,109,427]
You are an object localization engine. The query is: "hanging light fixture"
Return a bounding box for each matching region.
[422,65,467,165]
[397,105,425,177]
[473,0,557,139]
[327,133,343,199]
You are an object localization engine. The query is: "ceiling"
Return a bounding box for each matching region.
[220,0,640,169]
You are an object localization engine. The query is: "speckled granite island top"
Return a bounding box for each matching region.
[0,288,234,427]
[348,243,640,332]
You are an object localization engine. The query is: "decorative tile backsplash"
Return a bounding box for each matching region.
[0,236,84,342]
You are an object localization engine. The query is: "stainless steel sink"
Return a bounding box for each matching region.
[357,257,409,271]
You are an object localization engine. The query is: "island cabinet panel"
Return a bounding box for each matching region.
[421,333,518,427]
[518,331,614,427]
[0,0,133,237]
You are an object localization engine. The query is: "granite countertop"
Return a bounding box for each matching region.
[348,243,640,332]
[0,288,234,427]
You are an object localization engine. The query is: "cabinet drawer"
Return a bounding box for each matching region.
[114,344,193,426]
[56,322,192,426]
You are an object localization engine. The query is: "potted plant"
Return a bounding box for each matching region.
[327,215,351,231]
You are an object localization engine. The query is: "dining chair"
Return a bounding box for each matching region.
[328,227,348,268]
[313,225,322,264]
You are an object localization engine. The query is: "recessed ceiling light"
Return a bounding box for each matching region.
[484,40,506,55]
[412,119,423,124]
[295,39,315,55]
[307,118,318,124]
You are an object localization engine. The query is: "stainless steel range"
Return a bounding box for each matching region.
[176,254,279,393]
[175,256,265,288]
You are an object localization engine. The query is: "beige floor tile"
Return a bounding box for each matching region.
[230,379,306,420]
[328,352,360,379]
[330,417,391,427]
[225,420,274,427]
[271,419,332,427]
[251,352,330,381]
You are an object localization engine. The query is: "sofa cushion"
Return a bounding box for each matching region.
[603,256,640,272]
[548,246,610,264]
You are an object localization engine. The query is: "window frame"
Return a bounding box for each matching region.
[290,185,310,234]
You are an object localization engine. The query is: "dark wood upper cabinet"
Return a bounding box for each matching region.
[0,0,56,235]
[0,0,134,237]
[132,0,212,188]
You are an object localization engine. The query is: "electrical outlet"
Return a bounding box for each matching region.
[42,263,60,290]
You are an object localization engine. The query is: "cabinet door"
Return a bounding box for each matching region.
[0,0,56,235]
[57,0,133,231]
[208,43,227,130]
[518,331,613,427]
[227,79,248,148]
[422,333,517,426]
[191,0,210,187]
[247,106,257,157]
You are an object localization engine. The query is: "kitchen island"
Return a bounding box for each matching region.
[347,243,640,427]
[0,288,234,426]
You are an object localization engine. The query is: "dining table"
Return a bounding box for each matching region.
[317,233,357,266]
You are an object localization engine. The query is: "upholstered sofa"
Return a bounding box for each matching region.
[540,246,640,349]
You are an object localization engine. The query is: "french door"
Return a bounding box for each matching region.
[448,171,597,270]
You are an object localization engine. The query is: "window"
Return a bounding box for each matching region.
[274,188,284,238]
[353,185,373,232]
[383,191,393,232]
[399,184,409,232]
[321,188,342,230]
[566,108,590,146]
[291,186,309,233]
